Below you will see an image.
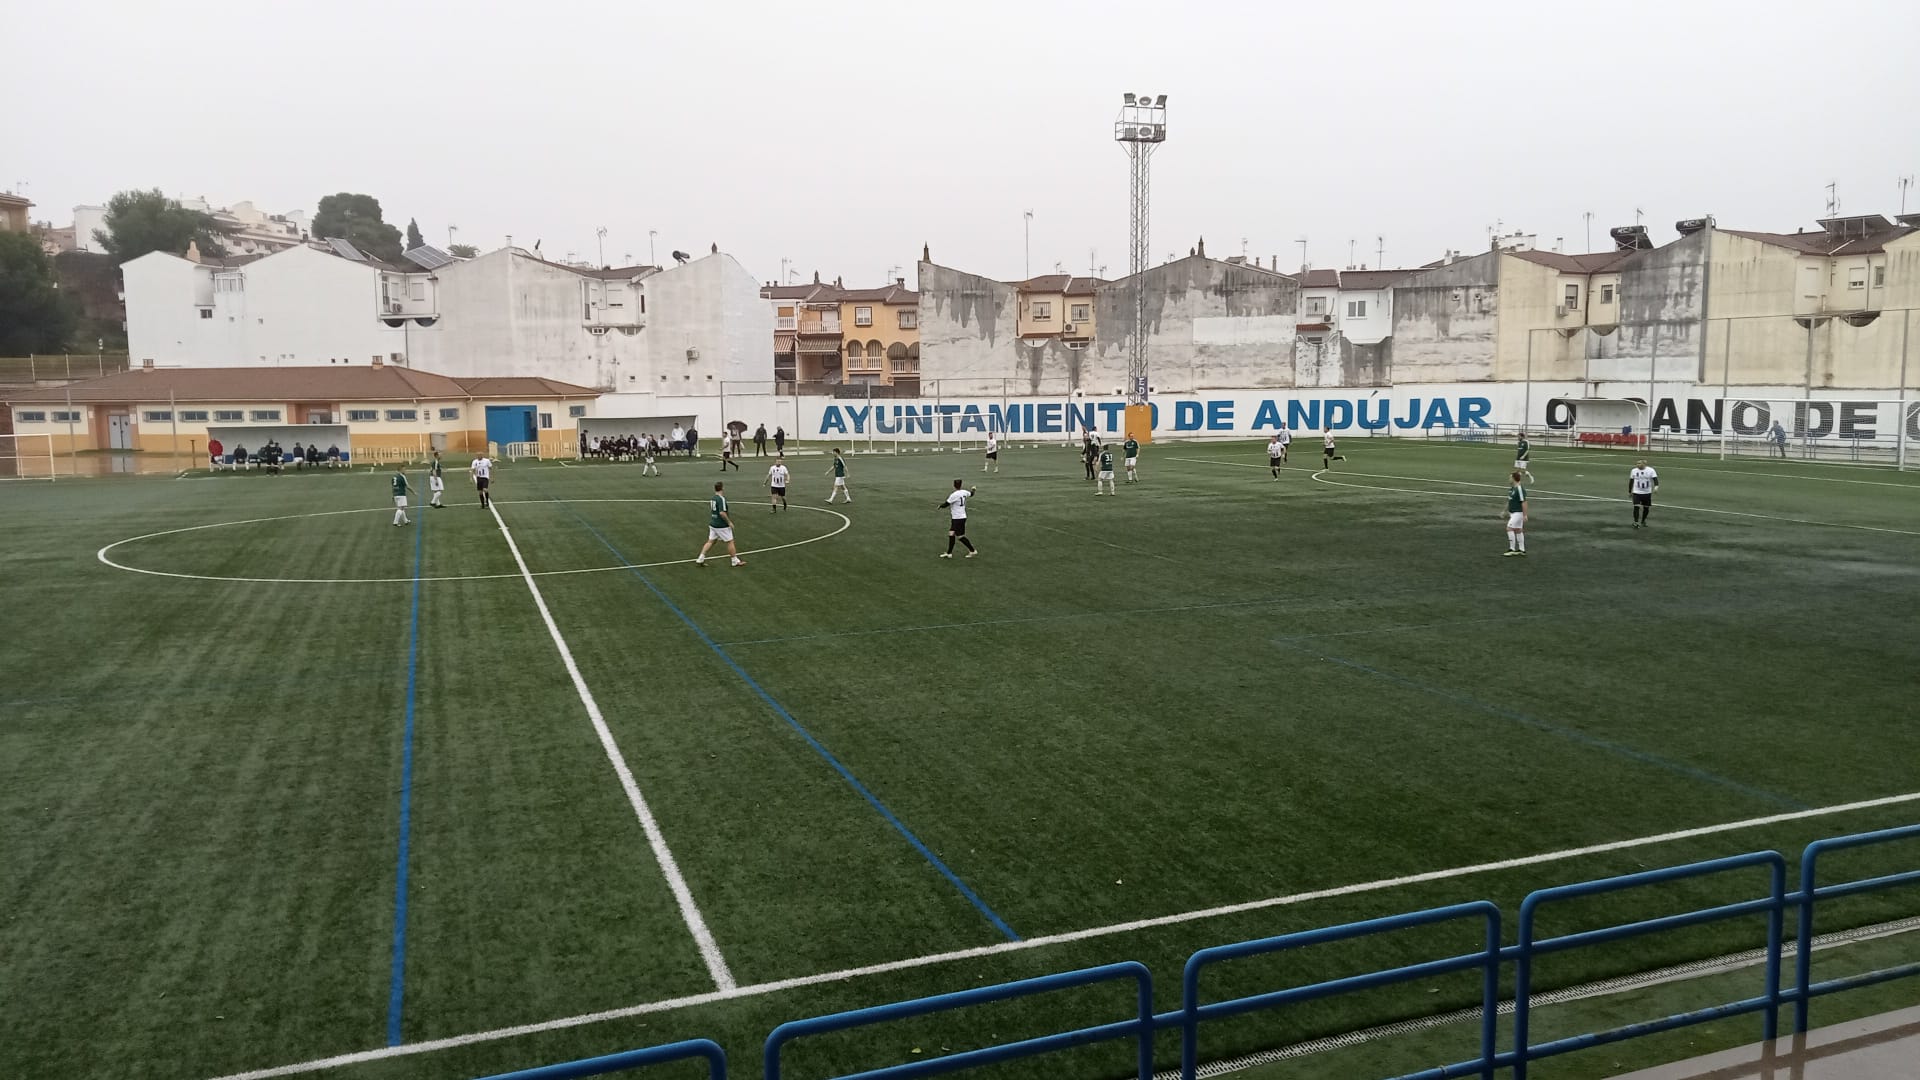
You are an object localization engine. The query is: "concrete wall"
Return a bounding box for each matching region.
[1386,252,1499,382]
[1586,231,1707,385]
[916,262,1021,394]
[242,245,410,365]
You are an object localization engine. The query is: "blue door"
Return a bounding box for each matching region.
[484,405,537,447]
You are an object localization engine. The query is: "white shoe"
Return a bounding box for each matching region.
[965,550,977,558]
[731,558,745,566]
[940,553,953,558]
[695,556,706,565]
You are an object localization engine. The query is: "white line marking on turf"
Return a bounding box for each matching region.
[1308,470,1920,536]
[486,501,736,993]
[95,500,851,584]
[205,789,1920,1080]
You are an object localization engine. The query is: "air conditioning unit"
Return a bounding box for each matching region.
[1555,305,1569,317]
[387,302,403,314]
[1062,323,1075,333]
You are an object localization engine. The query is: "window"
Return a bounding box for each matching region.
[855,306,873,327]
[347,410,378,422]
[1601,284,1615,304]
[1874,265,1886,287]
[1346,299,1367,318]
[1306,297,1328,315]
[439,407,460,421]
[1070,304,1090,323]
[1563,284,1579,310]
[180,410,209,422]
[251,410,282,422]
[385,409,417,422]
[214,410,244,422]
[144,410,173,423]
[1031,301,1052,320]
[568,404,586,418]
[898,309,917,329]
[17,410,46,422]
[200,309,213,319]
[410,281,426,301]
[1848,269,1867,290]
[539,412,553,429]
[51,410,81,423]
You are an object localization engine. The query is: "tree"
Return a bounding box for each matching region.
[0,233,78,353]
[311,193,404,263]
[447,243,478,259]
[405,218,424,251]
[94,188,228,265]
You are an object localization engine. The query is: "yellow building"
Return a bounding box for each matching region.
[0,191,31,234]
[1014,274,1100,346]
[3,365,599,459]
[836,280,920,388]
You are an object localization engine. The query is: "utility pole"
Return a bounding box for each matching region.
[1899,176,1915,215]
[1376,236,1384,269]
[447,224,458,249]
[1295,237,1308,272]
[649,230,658,266]
[1583,211,1594,252]
[596,226,607,267]
[1023,210,1034,279]
[1825,181,1840,217]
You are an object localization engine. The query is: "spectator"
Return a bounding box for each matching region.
[686,426,700,457]
[233,444,249,468]
[208,437,224,469]
[327,444,342,467]
[774,425,787,454]
[754,423,768,457]
[306,444,323,466]
[292,441,306,469]
[670,424,686,456]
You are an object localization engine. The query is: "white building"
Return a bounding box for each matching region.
[1291,267,1411,387]
[180,197,309,255]
[124,242,770,393]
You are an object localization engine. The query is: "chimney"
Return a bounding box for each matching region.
[922,242,930,262]
[372,355,384,367]
[896,277,905,287]
[813,270,820,284]
[1197,236,1206,258]
[1255,256,1262,269]
[185,239,202,264]
[835,276,843,288]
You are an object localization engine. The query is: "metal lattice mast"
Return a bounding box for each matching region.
[1115,94,1167,406]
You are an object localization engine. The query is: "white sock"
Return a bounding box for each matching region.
[395,511,405,525]
[1518,534,1526,552]
[1507,530,1517,550]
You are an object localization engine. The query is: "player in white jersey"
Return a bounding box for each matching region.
[938,479,977,558]
[766,458,791,512]
[1628,459,1660,528]
[470,454,494,508]
[1266,435,1284,479]
[983,432,1000,473]
[642,436,660,476]
[1322,428,1346,469]
[1277,424,1291,463]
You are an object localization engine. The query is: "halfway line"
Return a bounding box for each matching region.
[487,503,735,991]
[205,788,1920,1080]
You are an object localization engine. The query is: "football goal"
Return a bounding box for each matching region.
[1549,398,1651,450]
[0,434,57,481]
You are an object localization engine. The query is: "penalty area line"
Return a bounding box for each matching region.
[485,502,735,993]
[204,788,1920,1080]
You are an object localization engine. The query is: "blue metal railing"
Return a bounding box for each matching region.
[763,961,1154,1080]
[475,1038,727,1079]
[476,825,1918,1080]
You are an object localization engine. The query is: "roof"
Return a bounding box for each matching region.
[1014,274,1102,295]
[1721,223,1915,257]
[1507,249,1633,274]
[1337,269,1415,290]
[1300,269,1340,288]
[2,367,598,404]
[762,284,825,300]
[836,284,919,304]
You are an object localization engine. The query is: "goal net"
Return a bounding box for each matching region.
[1690,397,1914,467]
[0,434,56,481]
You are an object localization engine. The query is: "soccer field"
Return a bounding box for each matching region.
[4,439,1919,1080]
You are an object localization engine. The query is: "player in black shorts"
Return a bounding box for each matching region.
[1322,427,1345,468]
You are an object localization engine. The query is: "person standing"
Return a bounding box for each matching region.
[720,431,740,471]
[670,423,686,456]
[1322,427,1346,469]
[766,457,791,512]
[938,479,977,559]
[1514,430,1534,484]
[1082,433,1099,481]
[471,452,494,509]
[1267,434,1285,479]
[1503,471,1528,557]
[1277,422,1292,463]
[1628,458,1660,528]
[754,423,768,457]
[696,482,745,567]
[427,450,446,508]
[685,425,700,458]
[1095,444,1117,496]
[826,448,852,503]
[642,435,660,476]
[774,425,787,455]
[983,431,1000,473]
[1769,420,1788,458]
[1122,433,1140,483]
[390,465,412,527]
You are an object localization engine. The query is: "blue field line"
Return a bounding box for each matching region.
[386,497,426,1045]
[548,497,1022,943]
[1274,641,1809,811]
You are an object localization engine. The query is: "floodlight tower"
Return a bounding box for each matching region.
[1114,92,1167,411]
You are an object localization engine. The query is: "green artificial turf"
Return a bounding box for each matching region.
[2,438,1917,1080]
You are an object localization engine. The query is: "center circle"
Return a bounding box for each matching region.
[95,499,851,584]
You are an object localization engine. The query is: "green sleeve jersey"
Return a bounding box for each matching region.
[1516,438,1530,460]
[1123,439,1139,458]
[1099,450,1114,470]
[833,457,847,477]
[391,474,407,496]
[1507,484,1526,512]
[709,495,729,527]
[429,460,443,478]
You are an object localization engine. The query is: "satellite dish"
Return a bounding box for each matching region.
[1137,91,1152,103]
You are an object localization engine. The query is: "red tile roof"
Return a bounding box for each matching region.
[1300,269,1340,288]
[1507,249,1633,274]
[1337,269,1416,290]
[2,367,598,404]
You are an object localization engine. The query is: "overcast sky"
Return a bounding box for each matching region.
[9,0,1918,284]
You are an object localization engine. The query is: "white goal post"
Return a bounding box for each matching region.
[1547,398,1651,452]
[0,433,56,481]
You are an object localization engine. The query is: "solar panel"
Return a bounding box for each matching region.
[326,237,365,262]
[404,245,457,270]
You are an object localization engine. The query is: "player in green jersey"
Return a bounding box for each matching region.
[1095,447,1117,495]
[1514,431,1534,483]
[427,451,446,507]
[1502,471,1527,556]
[696,481,745,567]
[825,449,851,503]
[1122,434,1140,482]
[390,466,412,527]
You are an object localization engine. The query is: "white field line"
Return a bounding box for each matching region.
[1420,444,1920,489]
[486,502,735,993]
[1308,470,1920,537]
[207,789,1920,1080]
[94,500,851,584]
